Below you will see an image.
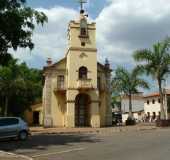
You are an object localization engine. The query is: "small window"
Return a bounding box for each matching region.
[158,98,160,103]
[79,66,87,79]
[57,75,64,88]
[147,112,150,117]
[0,119,6,126]
[81,42,85,46]
[152,99,155,104]
[0,118,19,126]
[147,100,149,105]
[8,118,19,125]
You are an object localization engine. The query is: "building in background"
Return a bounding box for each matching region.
[121,93,144,123]
[143,89,170,122]
[24,102,43,126]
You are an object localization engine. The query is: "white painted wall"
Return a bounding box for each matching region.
[122,114,128,123]
[122,113,143,123]
[121,97,144,113]
[144,97,161,116]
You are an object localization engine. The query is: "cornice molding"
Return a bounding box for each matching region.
[68,47,97,53]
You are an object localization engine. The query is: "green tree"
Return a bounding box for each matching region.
[0,0,47,55]
[133,37,170,119]
[0,59,20,116]
[111,95,121,112]
[0,53,12,66]
[0,57,42,117]
[111,90,121,111]
[112,67,149,119]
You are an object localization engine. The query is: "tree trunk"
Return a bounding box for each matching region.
[4,96,8,117]
[158,79,166,120]
[128,94,133,119]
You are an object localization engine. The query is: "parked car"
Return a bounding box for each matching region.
[112,112,122,126]
[0,117,30,140]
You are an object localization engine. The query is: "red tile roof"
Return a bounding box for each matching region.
[143,89,170,98]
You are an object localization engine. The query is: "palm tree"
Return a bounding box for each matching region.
[133,37,170,120]
[112,67,149,119]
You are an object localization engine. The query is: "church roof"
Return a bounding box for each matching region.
[97,62,112,72]
[43,57,112,73]
[43,57,66,71]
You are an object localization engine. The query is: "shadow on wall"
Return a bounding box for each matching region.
[0,133,101,152]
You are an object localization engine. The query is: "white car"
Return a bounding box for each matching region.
[0,117,30,140]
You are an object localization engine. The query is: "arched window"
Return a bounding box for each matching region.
[79,66,87,79]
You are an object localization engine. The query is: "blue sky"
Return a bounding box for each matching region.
[27,0,107,18]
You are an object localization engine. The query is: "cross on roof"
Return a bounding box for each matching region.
[78,0,87,10]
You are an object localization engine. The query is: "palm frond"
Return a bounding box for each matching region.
[133,49,153,62]
[134,79,150,89]
[112,66,149,95]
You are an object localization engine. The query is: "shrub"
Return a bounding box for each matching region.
[156,119,170,127]
[126,118,136,126]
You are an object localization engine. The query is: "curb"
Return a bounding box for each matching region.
[31,130,101,135]
[0,151,33,160]
[31,126,158,136]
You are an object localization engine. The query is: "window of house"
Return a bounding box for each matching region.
[79,66,87,79]
[147,100,149,105]
[57,75,64,88]
[147,112,150,117]
[158,98,160,103]
[152,112,156,119]
[152,99,155,104]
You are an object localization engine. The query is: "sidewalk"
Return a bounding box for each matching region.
[30,124,158,135]
[0,151,32,160]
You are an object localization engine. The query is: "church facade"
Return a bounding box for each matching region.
[42,9,112,128]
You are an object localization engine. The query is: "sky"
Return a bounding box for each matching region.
[11,0,170,92]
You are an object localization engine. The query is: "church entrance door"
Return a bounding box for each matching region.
[75,94,91,127]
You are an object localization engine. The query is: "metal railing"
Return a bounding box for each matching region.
[77,79,93,89]
[54,83,66,92]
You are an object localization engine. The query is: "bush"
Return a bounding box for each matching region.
[126,118,136,126]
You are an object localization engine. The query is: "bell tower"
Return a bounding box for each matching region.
[65,1,100,128]
[66,3,97,89]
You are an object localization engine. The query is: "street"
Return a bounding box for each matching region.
[1,128,170,160]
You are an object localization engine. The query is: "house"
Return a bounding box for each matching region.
[121,93,144,122]
[24,102,43,126]
[42,8,112,128]
[143,89,170,121]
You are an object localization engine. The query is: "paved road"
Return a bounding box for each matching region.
[1,128,170,160]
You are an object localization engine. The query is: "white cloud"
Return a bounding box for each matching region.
[11,0,170,69]
[12,6,78,67]
[96,0,170,67]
